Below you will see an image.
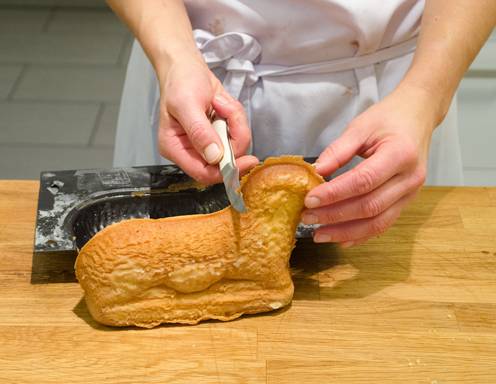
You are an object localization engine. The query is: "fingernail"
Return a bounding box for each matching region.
[302,213,319,225]
[214,93,229,105]
[311,162,321,172]
[203,143,222,164]
[340,241,355,248]
[305,196,321,209]
[314,234,331,243]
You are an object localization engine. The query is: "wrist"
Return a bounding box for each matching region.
[393,79,453,130]
[128,1,204,86]
[154,45,205,86]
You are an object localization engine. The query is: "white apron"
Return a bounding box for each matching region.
[114,0,463,185]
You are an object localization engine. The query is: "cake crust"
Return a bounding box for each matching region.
[75,156,324,327]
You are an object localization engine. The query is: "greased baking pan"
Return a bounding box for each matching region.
[35,160,318,253]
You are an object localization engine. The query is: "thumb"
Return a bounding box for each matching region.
[168,97,224,165]
[212,91,252,157]
[315,124,364,176]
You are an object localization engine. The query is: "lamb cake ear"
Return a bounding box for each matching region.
[239,156,324,211]
[240,155,323,190]
[75,156,324,328]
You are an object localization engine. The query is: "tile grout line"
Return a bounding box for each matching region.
[0,142,113,150]
[0,61,129,69]
[40,6,56,32]
[9,97,118,106]
[0,5,108,11]
[6,64,28,101]
[87,102,106,147]
[117,34,134,67]
[52,5,111,12]
[0,100,104,110]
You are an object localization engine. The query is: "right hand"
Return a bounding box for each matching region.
[158,54,259,185]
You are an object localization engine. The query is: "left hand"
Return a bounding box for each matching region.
[302,84,440,247]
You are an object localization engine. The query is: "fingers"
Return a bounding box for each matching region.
[302,171,424,226]
[166,91,224,165]
[313,123,366,177]
[312,192,417,244]
[305,142,411,209]
[157,113,216,181]
[167,151,256,185]
[340,237,369,249]
[237,155,260,176]
[159,112,258,185]
[167,86,252,166]
[212,91,252,157]
[159,62,254,184]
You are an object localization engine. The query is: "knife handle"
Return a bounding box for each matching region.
[212,117,233,170]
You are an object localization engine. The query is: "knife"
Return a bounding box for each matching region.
[211,113,247,213]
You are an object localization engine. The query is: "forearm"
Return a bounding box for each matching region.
[399,0,496,125]
[107,0,202,83]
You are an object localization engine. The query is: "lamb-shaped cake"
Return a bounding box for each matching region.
[75,156,324,327]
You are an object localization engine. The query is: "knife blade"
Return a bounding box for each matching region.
[211,114,247,213]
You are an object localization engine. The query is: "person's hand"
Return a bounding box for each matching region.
[158,54,259,184]
[302,84,440,247]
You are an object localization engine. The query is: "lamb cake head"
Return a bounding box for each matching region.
[75,156,324,327]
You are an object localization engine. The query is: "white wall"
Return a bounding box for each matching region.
[458,31,496,186]
[0,0,105,6]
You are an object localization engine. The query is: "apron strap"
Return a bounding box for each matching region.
[194,30,261,100]
[195,29,417,106]
[354,65,380,117]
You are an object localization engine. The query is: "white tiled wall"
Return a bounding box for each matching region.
[458,31,496,186]
[0,5,131,179]
[14,66,127,102]
[0,5,494,186]
[0,0,105,6]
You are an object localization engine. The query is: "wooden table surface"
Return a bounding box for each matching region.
[1,181,496,383]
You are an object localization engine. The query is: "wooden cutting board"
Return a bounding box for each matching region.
[1,180,496,384]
